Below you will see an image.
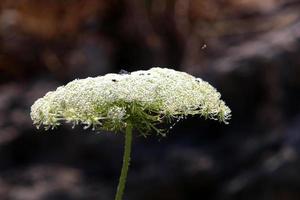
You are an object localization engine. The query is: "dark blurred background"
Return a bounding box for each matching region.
[1,0,300,199]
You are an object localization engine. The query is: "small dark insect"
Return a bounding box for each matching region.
[147,73,151,75]
[201,44,207,49]
[119,69,130,75]
[112,79,117,82]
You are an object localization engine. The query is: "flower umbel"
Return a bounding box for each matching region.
[30,67,231,200]
[31,67,231,135]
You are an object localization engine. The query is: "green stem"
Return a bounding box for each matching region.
[114,122,133,200]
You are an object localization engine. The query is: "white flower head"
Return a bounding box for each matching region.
[30,68,231,135]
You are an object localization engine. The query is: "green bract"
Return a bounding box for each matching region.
[30,68,231,135]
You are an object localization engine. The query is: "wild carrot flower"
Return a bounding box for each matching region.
[31,67,230,134]
[30,67,231,200]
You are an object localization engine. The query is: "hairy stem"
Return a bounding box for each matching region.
[114,123,133,200]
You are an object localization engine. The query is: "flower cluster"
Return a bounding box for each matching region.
[30,68,231,135]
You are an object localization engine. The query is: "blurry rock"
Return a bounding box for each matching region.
[0,165,112,200]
